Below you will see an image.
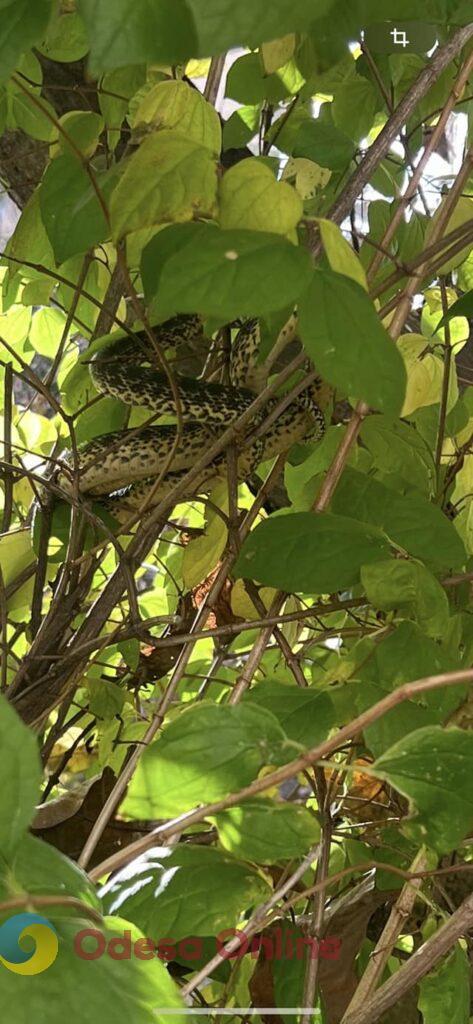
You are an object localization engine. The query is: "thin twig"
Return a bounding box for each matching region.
[367,48,473,280]
[323,24,473,240]
[435,279,453,480]
[342,891,473,1024]
[1,362,13,533]
[181,841,323,999]
[341,847,430,1019]
[78,455,287,868]
[88,666,473,880]
[301,769,332,1022]
[204,54,226,105]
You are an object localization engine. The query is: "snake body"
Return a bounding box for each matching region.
[57,315,326,519]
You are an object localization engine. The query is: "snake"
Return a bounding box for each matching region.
[56,314,327,523]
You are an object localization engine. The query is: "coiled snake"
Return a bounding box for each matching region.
[56,314,327,522]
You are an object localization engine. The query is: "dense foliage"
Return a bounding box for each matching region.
[1,2,473,1021]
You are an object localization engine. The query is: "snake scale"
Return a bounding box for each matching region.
[56,314,327,521]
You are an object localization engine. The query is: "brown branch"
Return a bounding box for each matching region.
[324,24,473,235]
[367,47,473,280]
[77,454,287,868]
[181,840,323,999]
[88,666,473,880]
[225,38,473,694]
[301,769,332,1022]
[341,847,430,1019]
[204,54,226,105]
[435,280,453,480]
[342,891,473,1024]
[1,362,13,533]
[389,142,473,339]
[10,356,308,727]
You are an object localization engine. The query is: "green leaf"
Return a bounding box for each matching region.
[0,694,41,859]
[74,396,129,447]
[235,511,391,594]
[79,0,332,71]
[0,0,52,84]
[56,111,104,158]
[0,528,35,590]
[261,35,296,74]
[360,416,435,494]
[2,191,55,296]
[182,480,228,589]
[418,946,470,1024]
[318,219,367,289]
[398,333,455,416]
[39,153,109,263]
[32,502,73,565]
[299,270,406,416]
[226,52,290,105]
[10,87,57,142]
[0,306,32,368]
[0,913,186,1024]
[272,924,316,1018]
[131,80,221,157]
[351,621,458,758]
[142,222,313,320]
[16,409,57,457]
[436,289,473,330]
[222,105,260,149]
[373,726,473,853]
[422,287,469,350]
[361,559,449,637]
[211,799,320,863]
[285,425,362,509]
[101,845,270,941]
[110,131,218,239]
[37,10,89,62]
[219,159,302,236]
[118,638,140,672]
[78,0,197,72]
[30,307,67,359]
[99,65,147,151]
[189,0,330,56]
[0,834,99,910]
[293,119,355,169]
[243,679,335,748]
[332,75,379,142]
[88,679,126,719]
[282,155,332,201]
[122,702,286,818]
[425,196,473,274]
[331,468,465,571]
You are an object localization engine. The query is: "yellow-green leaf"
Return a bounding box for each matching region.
[56,110,104,158]
[16,408,57,455]
[398,334,457,417]
[230,578,277,619]
[219,158,302,236]
[182,480,228,589]
[282,157,331,199]
[131,80,221,157]
[425,196,473,275]
[30,307,68,358]
[422,287,469,350]
[318,218,367,290]
[261,35,296,74]
[0,529,35,589]
[110,130,218,239]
